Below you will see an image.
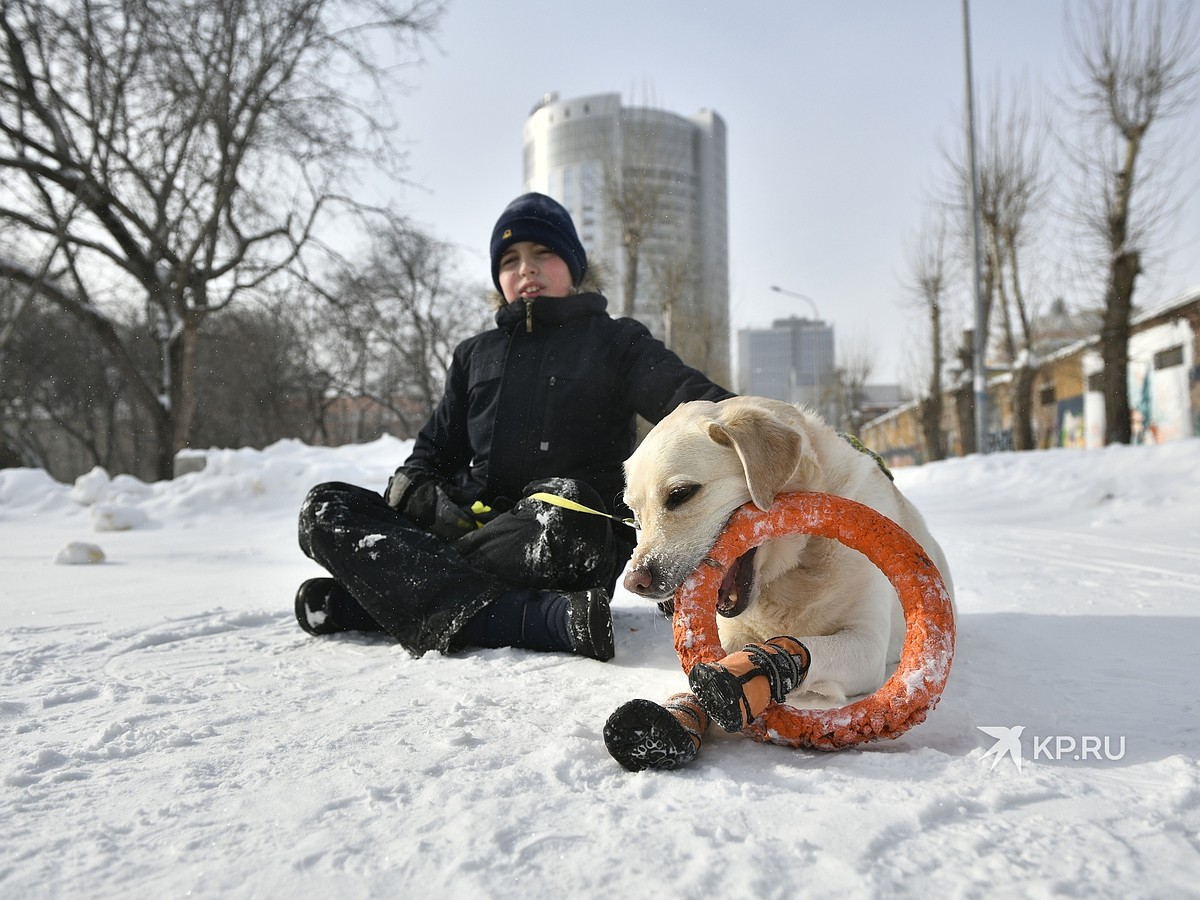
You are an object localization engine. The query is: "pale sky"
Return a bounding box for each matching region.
[379,0,1200,387]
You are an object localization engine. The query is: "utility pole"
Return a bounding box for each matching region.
[962,0,990,452]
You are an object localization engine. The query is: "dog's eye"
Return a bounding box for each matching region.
[665,483,701,511]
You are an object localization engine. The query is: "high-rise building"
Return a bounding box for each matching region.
[737,328,794,400]
[522,92,729,384]
[737,316,836,413]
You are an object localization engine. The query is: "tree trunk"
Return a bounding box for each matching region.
[1101,250,1140,445]
[987,226,1017,364]
[924,299,946,461]
[1011,363,1036,450]
[0,430,25,468]
[920,396,944,462]
[149,399,175,483]
[1004,230,1037,451]
[622,234,640,318]
[171,320,204,468]
[954,383,977,456]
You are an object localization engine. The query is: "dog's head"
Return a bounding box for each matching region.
[622,397,822,615]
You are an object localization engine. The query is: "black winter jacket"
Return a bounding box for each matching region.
[404,292,733,515]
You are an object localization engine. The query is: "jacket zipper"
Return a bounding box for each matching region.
[539,376,557,451]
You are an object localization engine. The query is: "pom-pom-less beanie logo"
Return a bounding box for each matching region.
[502,229,512,240]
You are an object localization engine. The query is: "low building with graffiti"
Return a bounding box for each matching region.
[861,288,1200,467]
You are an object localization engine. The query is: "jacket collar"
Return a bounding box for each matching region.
[495,292,608,333]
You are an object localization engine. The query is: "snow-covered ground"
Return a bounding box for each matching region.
[3,436,1199,898]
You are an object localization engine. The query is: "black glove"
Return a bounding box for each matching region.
[385,467,477,540]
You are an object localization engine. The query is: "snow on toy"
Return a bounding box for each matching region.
[605,491,955,770]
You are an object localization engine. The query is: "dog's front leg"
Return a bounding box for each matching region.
[688,627,890,732]
[716,623,762,657]
[784,629,890,704]
[688,636,812,732]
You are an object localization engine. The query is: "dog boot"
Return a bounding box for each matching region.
[603,692,711,772]
[687,636,811,732]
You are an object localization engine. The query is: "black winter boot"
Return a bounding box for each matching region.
[294,577,384,636]
[565,588,615,661]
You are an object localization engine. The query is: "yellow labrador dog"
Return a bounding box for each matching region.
[622,396,954,705]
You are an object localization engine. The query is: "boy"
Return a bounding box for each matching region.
[295,192,732,659]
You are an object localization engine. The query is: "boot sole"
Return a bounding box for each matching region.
[603,699,699,771]
[687,662,753,733]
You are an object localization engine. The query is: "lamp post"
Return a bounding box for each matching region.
[770,284,820,320]
[770,285,823,415]
[962,0,989,452]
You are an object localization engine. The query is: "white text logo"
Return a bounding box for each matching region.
[978,726,1126,771]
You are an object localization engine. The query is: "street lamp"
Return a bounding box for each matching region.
[770,284,820,321]
[770,285,823,415]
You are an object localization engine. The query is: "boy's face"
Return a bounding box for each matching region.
[497,241,574,302]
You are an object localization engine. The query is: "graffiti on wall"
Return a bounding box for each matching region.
[1130,352,1190,445]
[1056,396,1086,448]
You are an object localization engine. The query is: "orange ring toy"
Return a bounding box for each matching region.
[672,491,955,750]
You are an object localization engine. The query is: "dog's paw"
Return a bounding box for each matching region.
[603,697,704,771]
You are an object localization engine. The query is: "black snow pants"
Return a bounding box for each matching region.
[297,477,634,656]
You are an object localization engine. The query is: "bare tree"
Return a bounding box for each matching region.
[311,220,492,437]
[903,215,951,462]
[0,0,442,479]
[604,104,668,318]
[980,79,1048,450]
[830,335,876,435]
[1,278,366,480]
[942,72,1050,452]
[0,292,141,478]
[188,299,330,450]
[951,330,978,456]
[1065,0,1200,444]
[650,246,715,369]
[938,116,996,455]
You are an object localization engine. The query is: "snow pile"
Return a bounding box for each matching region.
[53,541,106,565]
[2,437,1199,898]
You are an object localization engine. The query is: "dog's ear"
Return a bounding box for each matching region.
[706,408,804,510]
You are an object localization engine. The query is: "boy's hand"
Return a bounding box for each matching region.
[469,500,501,526]
[385,467,477,540]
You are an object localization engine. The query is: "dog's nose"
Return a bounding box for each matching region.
[623,565,657,596]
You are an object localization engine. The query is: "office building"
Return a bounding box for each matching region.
[738,316,836,413]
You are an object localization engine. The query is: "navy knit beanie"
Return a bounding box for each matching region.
[490,192,588,295]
